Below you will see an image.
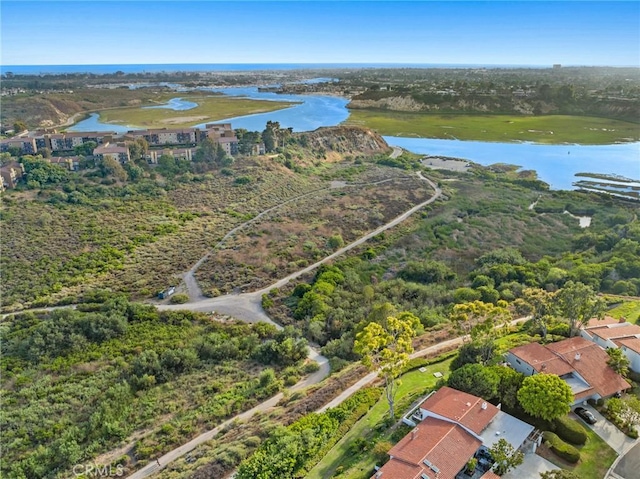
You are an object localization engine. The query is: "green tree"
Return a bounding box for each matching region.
[447,363,500,400]
[13,120,27,133]
[607,347,630,377]
[556,281,605,336]
[490,438,524,475]
[451,300,511,339]
[522,287,557,339]
[128,137,149,160]
[517,374,573,421]
[491,365,525,409]
[354,314,418,419]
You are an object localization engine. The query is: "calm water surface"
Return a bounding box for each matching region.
[384,137,640,191]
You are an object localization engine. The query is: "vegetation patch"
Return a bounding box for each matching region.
[97,94,298,129]
[345,110,640,144]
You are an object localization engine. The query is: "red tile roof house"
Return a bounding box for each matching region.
[580,317,640,373]
[371,386,534,479]
[506,337,631,404]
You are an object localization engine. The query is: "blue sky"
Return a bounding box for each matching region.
[2,1,639,66]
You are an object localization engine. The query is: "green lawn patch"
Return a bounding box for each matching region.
[607,300,640,324]
[345,110,640,144]
[541,422,617,479]
[306,356,453,479]
[97,94,298,129]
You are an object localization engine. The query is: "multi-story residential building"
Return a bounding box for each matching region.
[93,143,131,164]
[0,161,25,189]
[145,147,197,164]
[128,128,198,147]
[0,137,37,155]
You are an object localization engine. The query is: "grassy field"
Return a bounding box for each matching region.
[607,299,640,323]
[345,110,640,144]
[307,357,454,479]
[538,424,617,479]
[96,93,297,129]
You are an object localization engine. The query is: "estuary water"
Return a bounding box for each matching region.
[67,85,639,191]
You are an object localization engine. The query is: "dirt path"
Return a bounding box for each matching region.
[157,171,441,321]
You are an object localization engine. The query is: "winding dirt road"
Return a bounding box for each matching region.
[126,161,444,478]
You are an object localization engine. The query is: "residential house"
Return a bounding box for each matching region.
[373,386,534,479]
[506,337,631,404]
[581,317,640,373]
[0,161,25,189]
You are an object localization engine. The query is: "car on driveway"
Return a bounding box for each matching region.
[575,406,597,424]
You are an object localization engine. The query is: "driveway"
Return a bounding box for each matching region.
[571,404,636,455]
[502,450,558,479]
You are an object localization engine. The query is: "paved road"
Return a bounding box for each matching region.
[613,441,640,479]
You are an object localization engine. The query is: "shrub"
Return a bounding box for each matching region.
[554,416,587,445]
[543,431,580,463]
[170,293,189,304]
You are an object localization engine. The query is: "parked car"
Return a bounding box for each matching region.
[575,407,597,424]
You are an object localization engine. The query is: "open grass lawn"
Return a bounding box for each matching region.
[307,356,454,479]
[608,299,640,324]
[97,93,297,128]
[345,110,640,144]
[538,425,618,479]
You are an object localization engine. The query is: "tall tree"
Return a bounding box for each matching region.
[354,314,419,419]
[607,347,630,377]
[448,363,500,400]
[556,281,605,336]
[490,438,524,476]
[13,120,27,133]
[522,287,557,339]
[517,374,573,422]
[451,300,511,340]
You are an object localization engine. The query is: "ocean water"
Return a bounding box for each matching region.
[2,63,549,75]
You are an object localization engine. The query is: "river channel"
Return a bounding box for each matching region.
[67,84,639,191]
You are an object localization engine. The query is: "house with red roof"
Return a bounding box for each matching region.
[580,317,640,373]
[506,337,631,404]
[371,386,534,479]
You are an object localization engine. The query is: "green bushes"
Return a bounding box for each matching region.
[543,431,581,463]
[554,416,587,445]
[170,293,189,304]
[235,387,381,479]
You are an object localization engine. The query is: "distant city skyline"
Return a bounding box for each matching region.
[2,1,639,67]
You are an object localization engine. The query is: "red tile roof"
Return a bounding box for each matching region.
[480,471,501,479]
[616,337,640,355]
[584,316,622,329]
[590,324,640,341]
[545,337,631,397]
[382,417,481,479]
[371,459,423,479]
[419,386,499,435]
[508,342,574,375]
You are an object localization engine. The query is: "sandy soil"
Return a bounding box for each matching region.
[421,156,472,172]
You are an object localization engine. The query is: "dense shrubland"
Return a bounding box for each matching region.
[1,298,309,479]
